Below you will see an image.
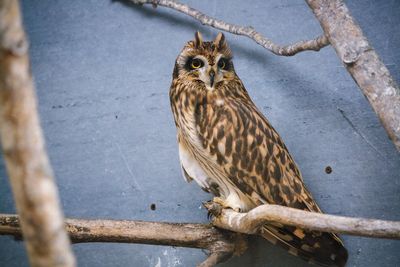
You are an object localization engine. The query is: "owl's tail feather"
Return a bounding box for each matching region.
[260,224,348,267]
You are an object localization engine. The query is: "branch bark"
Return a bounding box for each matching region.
[128,0,329,56]
[205,203,400,239]
[2,202,400,267]
[306,0,400,151]
[0,214,248,267]
[0,1,75,266]
[2,203,400,267]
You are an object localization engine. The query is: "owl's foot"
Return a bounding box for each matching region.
[203,200,222,219]
[212,197,242,212]
[204,197,243,220]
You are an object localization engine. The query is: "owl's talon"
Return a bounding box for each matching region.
[212,197,242,212]
[203,200,213,219]
[207,210,213,220]
[233,207,242,213]
[212,197,227,207]
[203,200,223,218]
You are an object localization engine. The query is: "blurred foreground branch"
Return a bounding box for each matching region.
[0,1,75,266]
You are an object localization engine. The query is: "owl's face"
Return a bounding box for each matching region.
[173,32,236,91]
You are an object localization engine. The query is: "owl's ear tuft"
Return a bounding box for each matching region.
[194,31,203,48]
[214,32,226,49]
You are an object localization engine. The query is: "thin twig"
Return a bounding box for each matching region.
[0,214,248,267]
[0,1,75,266]
[128,0,330,56]
[205,203,400,239]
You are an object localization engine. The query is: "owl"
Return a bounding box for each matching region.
[169,32,348,267]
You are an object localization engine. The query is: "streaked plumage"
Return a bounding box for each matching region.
[169,32,348,266]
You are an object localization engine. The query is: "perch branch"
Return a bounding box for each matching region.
[2,204,400,267]
[205,203,400,239]
[306,0,400,151]
[0,214,248,267]
[0,1,75,266]
[128,0,329,56]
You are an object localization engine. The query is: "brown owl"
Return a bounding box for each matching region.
[169,32,348,267]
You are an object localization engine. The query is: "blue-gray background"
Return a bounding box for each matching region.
[1,0,399,266]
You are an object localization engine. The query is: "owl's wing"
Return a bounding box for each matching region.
[195,96,318,210]
[194,96,347,267]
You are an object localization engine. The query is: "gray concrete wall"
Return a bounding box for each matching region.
[0,0,399,266]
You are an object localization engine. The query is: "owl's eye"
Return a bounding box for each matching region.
[218,58,229,70]
[190,58,204,69]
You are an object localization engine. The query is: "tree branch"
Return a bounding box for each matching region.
[2,202,400,267]
[205,203,400,239]
[306,0,400,151]
[0,214,248,267]
[2,203,400,267]
[0,1,75,266]
[128,0,329,56]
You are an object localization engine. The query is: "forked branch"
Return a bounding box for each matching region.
[128,0,329,56]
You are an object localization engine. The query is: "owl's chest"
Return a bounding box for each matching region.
[173,93,209,145]
[173,94,221,169]
[175,104,201,150]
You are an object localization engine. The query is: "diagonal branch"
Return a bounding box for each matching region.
[306,0,400,151]
[0,214,248,267]
[128,0,329,56]
[205,203,400,239]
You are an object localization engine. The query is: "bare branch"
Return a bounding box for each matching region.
[205,203,400,239]
[0,214,248,267]
[128,0,329,56]
[3,203,400,266]
[0,1,75,266]
[306,0,400,151]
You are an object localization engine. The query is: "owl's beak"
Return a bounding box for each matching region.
[209,69,215,87]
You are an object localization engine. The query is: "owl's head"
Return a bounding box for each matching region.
[173,32,236,91]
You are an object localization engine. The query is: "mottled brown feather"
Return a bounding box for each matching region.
[170,33,348,267]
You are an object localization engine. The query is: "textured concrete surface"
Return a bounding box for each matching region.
[1,0,399,266]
